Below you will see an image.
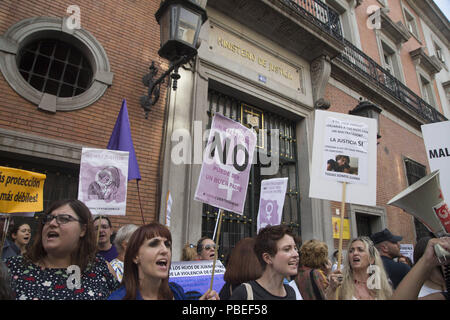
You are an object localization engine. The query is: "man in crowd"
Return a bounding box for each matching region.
[370,228,410,289]
[94,216,118,262]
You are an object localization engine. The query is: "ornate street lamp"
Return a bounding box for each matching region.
[349,98,382,140]
[141,0,208,118]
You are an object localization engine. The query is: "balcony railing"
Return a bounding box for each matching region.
[339,38,447,123]
[280,0,447,123]
[281,0,342,40]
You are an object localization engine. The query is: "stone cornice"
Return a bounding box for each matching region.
[405,0,450,45]
[380,9,411,45]
[409,47,442,75]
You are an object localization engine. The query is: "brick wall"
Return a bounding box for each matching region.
[0,0,168,229]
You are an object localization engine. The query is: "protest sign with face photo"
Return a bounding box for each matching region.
[309,110,377,206]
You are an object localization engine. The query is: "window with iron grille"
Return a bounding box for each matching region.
[404,157,433,240]
[0,17,113,112]
[18,39,93,98]
[203,89,301,260]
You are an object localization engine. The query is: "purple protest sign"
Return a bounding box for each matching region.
[194,113,256,215]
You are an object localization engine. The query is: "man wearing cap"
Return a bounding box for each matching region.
[370,228,411,289]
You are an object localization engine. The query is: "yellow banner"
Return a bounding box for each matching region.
[332,217,351,239]
[0,166,46,213]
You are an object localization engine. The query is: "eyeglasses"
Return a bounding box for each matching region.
[42,214,80,225]
[202,244,216,251]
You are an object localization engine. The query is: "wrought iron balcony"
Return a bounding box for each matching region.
[280,0,342,40]
[338,38,447,123]
[279,0,446,123]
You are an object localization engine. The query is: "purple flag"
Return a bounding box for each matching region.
[107,99,141,181]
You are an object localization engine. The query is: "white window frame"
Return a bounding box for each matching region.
[325,0,361,48]
[434,41,446,67]
[402,4,420,41]
[375,32,405,84]
[417,68,437,107]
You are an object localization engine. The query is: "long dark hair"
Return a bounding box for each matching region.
[121,222,173,300]
[224,237,262,285]
[25,199,96,271]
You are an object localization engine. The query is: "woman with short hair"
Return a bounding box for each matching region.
[230,225,299,300]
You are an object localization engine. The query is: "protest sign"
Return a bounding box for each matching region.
[0,166,46,213]
[309,110,377,206]
[78,148,129,216]
[400,244,414,264]
[166,191,172,227]
[257,178,288,233]
[421,121,450,204]
[332,217,351,240]
[169,260,225,295]
[194,113,257,215]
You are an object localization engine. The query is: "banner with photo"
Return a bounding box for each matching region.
[323,116,369,184]
[78,148,129,216]
[309,110,377,206]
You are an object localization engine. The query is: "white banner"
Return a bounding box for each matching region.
[309,110,377,206]
[421,121,450,204]
[78,148,129,216]
[257,178,288,233]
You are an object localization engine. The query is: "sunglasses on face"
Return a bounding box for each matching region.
[42,214,80,225]
[202,244,216,251]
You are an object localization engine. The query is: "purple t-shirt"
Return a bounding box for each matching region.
[99,244,118,262]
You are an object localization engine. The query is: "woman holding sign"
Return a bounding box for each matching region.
[5,199,119,300]
[327,236,392,300]
[108,222,219,300]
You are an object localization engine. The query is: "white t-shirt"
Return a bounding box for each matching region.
[418,284,441,298]
[288,280,303,300]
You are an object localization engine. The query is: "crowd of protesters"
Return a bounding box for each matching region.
[1,199,449,300]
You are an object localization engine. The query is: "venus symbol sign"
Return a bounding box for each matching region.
[194,113,257,215]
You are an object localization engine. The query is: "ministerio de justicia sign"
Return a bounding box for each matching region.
[208,24,304,94]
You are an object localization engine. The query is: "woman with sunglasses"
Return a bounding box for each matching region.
[5,199,119,300]
[196,237,216,260]
[108,222,219,300]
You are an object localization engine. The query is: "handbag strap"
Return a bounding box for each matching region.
[243,282,254,300]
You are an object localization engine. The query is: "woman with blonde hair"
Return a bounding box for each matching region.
[328,236,392,300]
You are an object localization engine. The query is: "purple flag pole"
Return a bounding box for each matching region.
[107,99,145,224]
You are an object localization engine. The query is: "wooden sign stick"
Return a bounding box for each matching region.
[96,215,102,246]
[209,208,224,291]
[336,181,347,300]
[0,214,11,256]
